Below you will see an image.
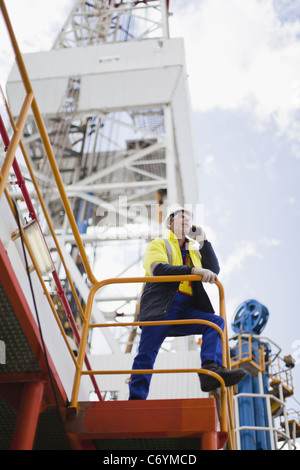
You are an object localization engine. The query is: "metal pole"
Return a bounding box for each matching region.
[161,0,170,38]
[0,92,33,198]
[233,395,241,450]
[266,395,276,450]
[279,383,292,450]
[10,381,45,450]
[164,104,179,204]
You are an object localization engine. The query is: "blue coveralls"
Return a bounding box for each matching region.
[129,247,225,400]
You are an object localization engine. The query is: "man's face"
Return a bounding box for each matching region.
[170,211,192,239]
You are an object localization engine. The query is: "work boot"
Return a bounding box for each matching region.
[199,362,247,392]
[198,372,220,392]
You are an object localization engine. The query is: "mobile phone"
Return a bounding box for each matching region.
[188,225,201,238]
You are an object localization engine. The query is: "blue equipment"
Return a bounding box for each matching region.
[230,299,272,450]
[231,299,269,336]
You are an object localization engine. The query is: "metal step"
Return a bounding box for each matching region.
[65,398,228,450]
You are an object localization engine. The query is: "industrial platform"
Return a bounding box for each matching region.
[0,237,227,450]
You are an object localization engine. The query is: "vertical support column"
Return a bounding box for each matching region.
[266,395,276,450]
[233,394,241,450]
[164,104,182,205]
[161,0,170,38]
[279,383,292,450]
[10,381,45,450]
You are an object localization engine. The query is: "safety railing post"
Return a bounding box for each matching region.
[0,91,33,198]
[0,110,103,401]
[70,283,99,408]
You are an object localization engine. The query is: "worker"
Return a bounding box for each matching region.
[128,204,247,399]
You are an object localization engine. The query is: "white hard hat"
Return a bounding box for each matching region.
[165,204,193,227]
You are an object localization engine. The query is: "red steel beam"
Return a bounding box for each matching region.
[0,240,67,407]
[66,398,228,449]
[10,381,45,450]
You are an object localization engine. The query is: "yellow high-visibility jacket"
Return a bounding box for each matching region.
[139,229,220,321]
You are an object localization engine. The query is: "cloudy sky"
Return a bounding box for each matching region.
[1,0,300,410]
[170,0,300,408]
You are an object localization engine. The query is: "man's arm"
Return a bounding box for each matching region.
[189,225,220,275]
[200,240,220,275]
[144,238,192,277]
[152,262,192,277]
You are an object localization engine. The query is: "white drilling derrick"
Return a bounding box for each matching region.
[5,0,201,400]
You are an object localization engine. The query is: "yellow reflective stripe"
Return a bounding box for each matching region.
[163,239,173,264]
[178,252,193,296]
[178,279,193,295]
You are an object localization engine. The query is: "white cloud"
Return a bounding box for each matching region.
[220,237,282,280]
[0,0,75,87]
[2,0,300,144]
[260,237,282,247]
[170,0,300,137]
[202,154,219,176]
[245,160,261,171]
[221,239,261,279]
[264,154,278,181]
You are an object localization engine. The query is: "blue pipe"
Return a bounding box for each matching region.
[237,373,256,449]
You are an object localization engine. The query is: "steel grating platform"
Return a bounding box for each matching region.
[0,282,41,375]
[0,394,17,450]
[0,397,71,450]
[33,407,71,450]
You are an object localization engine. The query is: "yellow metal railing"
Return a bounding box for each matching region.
[69,275,235,445]
[0,0,236,449]
[269,356,294,396]
[230,334,265,374]
[0,0,101,398]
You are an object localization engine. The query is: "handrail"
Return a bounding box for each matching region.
[0,109,102,400]
[0,91,33,196]
[3,186,103,402]
[0,93,86,323]
[229,334,265,373]
[233,391,293,450]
